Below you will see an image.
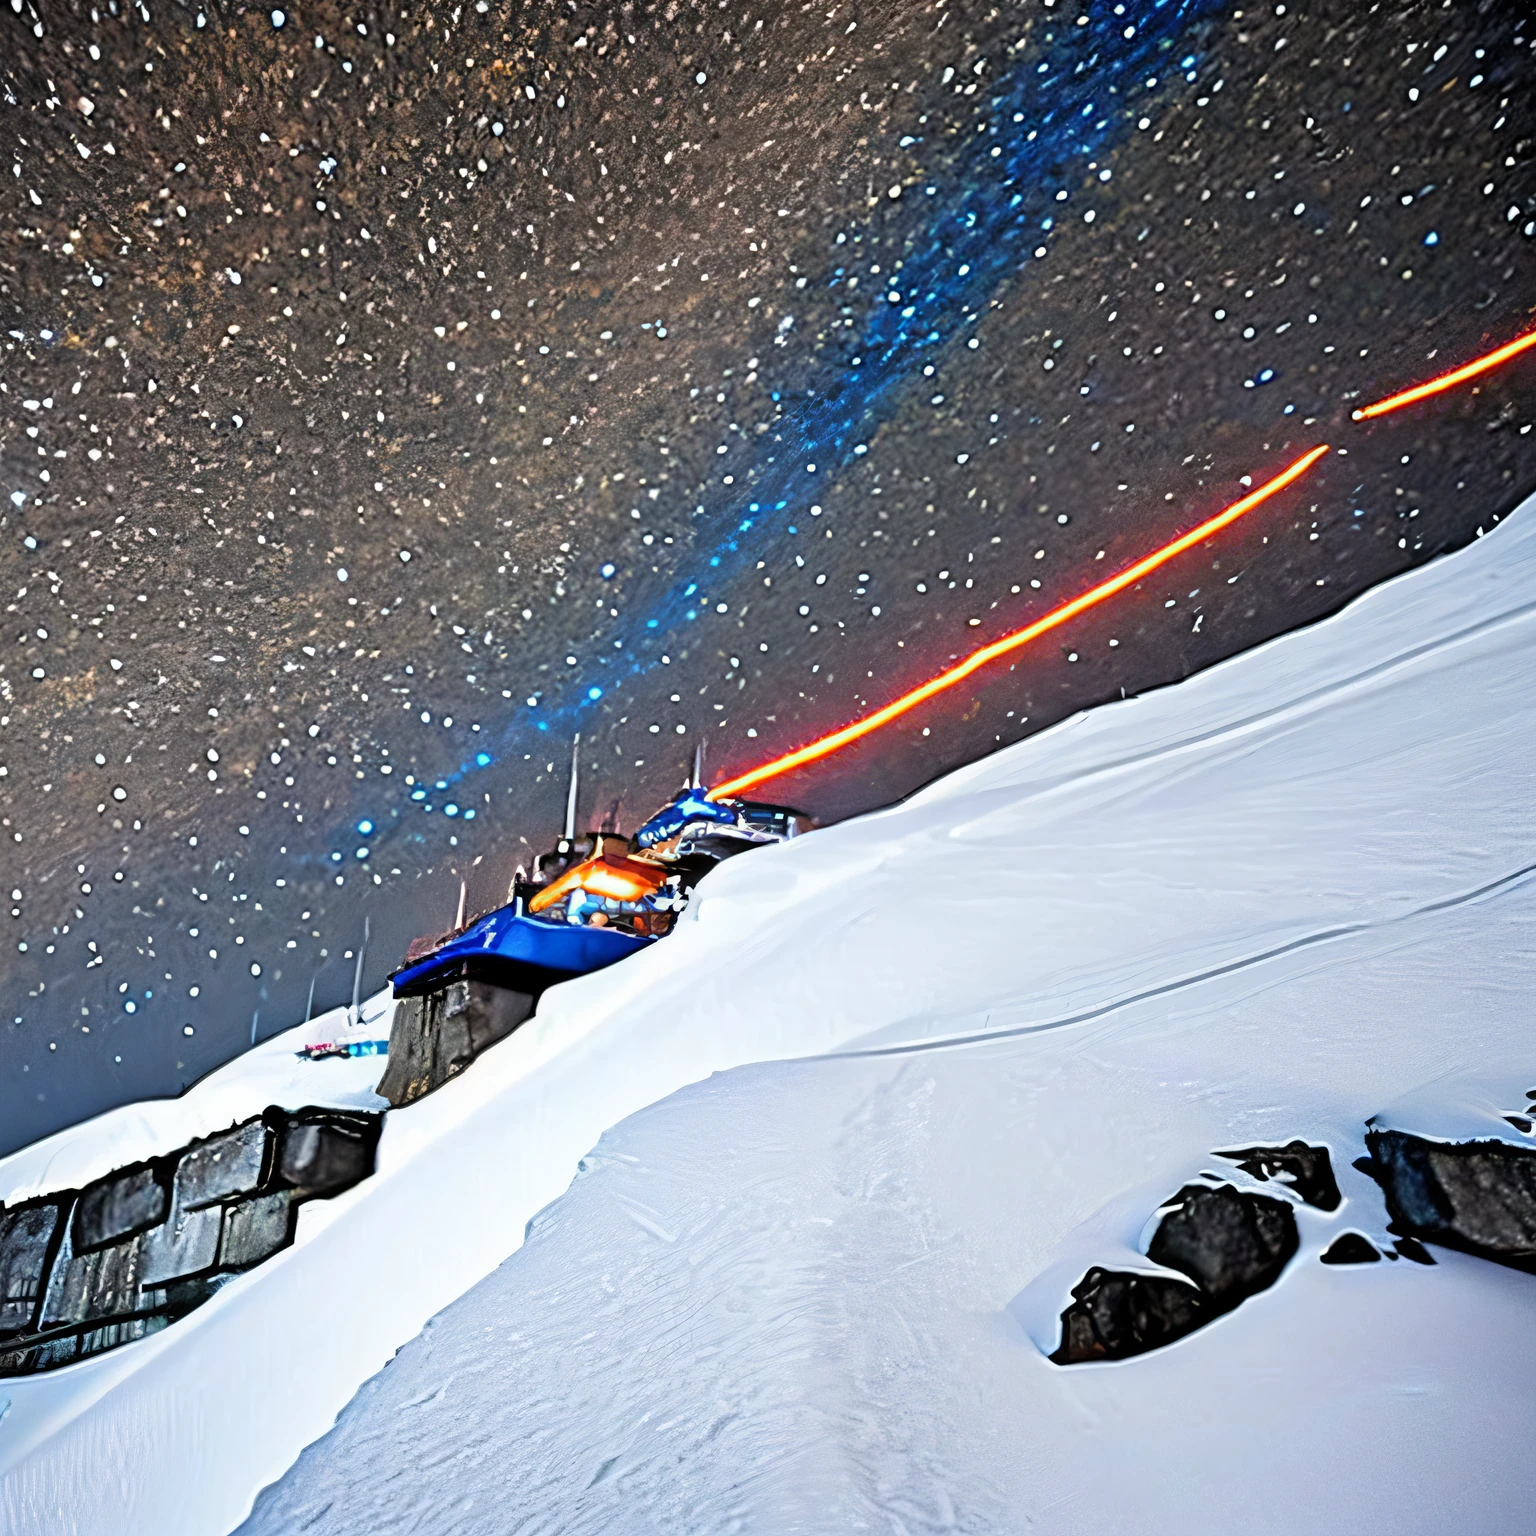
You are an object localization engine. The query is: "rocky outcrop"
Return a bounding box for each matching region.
[1216,1140,1341,1211]
[1050,1267,1206,1364]
[1050,1146,1334,1366]
[377,978,535,1108]
[1146,1182,1299,1308]
[1364,1127,1536,1271]
[0,1106,382,1377]
[1053,1176,1302,1364]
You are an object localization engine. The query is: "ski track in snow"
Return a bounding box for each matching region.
[839,856,1536,1062]
[2,492,1536,1535]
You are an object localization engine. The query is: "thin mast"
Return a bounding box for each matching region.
[350,914,370,1025]
[564,731,581,839]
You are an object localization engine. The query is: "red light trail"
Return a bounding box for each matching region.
[709,444,1331,801]
[1352,325,1536,421]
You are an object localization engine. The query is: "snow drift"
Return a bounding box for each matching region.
[4,494,1536,1534]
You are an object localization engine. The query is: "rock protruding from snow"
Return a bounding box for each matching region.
[1365,1128,1536,1271]
[1049,1266,1206,1363]
[1053,1181,1300,1364]
[1147,1182,1299,1309]
[1320,1232,1382,1265]
[377,980,535,1107]
[1216,1141,1341,1211]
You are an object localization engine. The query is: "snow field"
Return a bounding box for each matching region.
[3,490,1535,1534]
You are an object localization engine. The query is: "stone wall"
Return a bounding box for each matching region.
[0,974,537,1375]
[376,979,534,1108]
[0,1105,381,1377]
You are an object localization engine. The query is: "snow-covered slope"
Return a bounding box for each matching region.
[0,993,392,1209]
[4,495,1536,1535]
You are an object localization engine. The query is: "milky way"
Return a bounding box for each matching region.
[2,0,1533,1155]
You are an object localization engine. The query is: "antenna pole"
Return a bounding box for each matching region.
[564,731,581,839]
[691,741,704,790]
[454,881,467,930]
[351,914,370,1025]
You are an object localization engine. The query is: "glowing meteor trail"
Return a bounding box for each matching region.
[1352,326,1536,420]
[710,445,1332,801]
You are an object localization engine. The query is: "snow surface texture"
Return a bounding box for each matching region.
[6,494,1536,1535]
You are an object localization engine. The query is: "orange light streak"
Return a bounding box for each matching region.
[528,853,667,913]
[1352,326,1536,421]
[708,444,1331,801]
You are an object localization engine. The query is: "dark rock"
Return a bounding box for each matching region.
[0,1201,66,1336]
[1320,1232,1381,1265]
[1049,1178,1305,1367]
[172,1120,271,1210]
[1392,1236,1436,1266]
[1051,1267,1206,1364]
[1502,1115,1532,1134]
[271,1108,381,1196]
[219,1193,294,1270]
[1365,1128,1536,1271]
[74,1163,170,1253]
[1215,1140,1341,1211]
[377,979,535,1107]
[1146,1182,1299,1310]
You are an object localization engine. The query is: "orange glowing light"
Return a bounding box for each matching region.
[1352,326,1536,421]
[528,852,667,914]
[708,445,1331,801]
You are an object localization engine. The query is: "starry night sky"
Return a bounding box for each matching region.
[2,0,1533,1155]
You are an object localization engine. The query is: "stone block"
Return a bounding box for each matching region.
[219,1192,294,1270]
[138,1201,223,1286]
[377,979,534,1107]
[74,1164,170,1253]
[41,1236,155,1327]
[273,1109,381,1196]
[172,1119,271,1210]
[0,1201,66,1336]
